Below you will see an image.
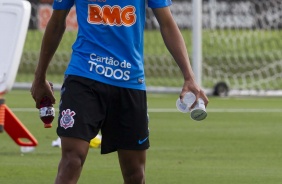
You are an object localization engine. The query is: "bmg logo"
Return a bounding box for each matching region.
[88,5,136,27]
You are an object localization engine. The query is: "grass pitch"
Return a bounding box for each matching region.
[0,90,282,184]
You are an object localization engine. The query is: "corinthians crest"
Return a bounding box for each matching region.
[60,109,76,129]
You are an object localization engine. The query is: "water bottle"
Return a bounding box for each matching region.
[176,92,196,113]
[190,98,207,121]
[39,82,55,128]
[176,92,207,121]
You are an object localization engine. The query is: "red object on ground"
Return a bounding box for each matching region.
[2,104,38,147]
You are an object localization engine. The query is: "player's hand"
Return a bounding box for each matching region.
[30,80,56,109]
[180,79,209,109]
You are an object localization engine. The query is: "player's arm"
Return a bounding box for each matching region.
[152,7,208,106]
[31,10,70,108]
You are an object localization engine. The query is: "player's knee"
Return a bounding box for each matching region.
[62,151,87,169]
[123,169,145,184]
[62,157,83,171]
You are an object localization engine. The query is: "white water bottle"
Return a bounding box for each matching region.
[176,92,207,121]
[190,98,207,121]
[176,92,196,113]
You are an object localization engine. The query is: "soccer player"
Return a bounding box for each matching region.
[30,0,209,183]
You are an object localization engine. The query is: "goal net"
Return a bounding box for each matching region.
[202,0,282,96]
[15,0,282,96]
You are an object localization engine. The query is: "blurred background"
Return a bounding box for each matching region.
[16,0,282,96]
[1,1,282,183]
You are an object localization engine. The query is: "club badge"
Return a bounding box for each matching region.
[60,109,76,129]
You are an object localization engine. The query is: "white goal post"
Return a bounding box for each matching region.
[192,0,282,96]
[192,0,203,89]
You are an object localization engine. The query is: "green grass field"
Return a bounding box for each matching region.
[0,90,282,183]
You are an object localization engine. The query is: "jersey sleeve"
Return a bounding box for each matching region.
[148,0,172,8]
[53,0,75,10]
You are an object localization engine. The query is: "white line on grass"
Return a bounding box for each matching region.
[148,108,282,113]
[10,108,37,112]
[10,108,282,113]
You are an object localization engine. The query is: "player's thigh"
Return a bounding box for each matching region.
[101,88,149,154]
[117,149,146,173]
[57,75,106,142]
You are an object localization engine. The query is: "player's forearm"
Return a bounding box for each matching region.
[160,24,195,82]
[35,18,66,81]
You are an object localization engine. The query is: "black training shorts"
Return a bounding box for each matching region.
[57,75,150,154]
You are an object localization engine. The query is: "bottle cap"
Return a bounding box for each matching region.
[44,123,52,128]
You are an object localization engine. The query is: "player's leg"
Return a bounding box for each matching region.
[55,75,105,183]
[55,137,89,184]
[100,87,149,183]
[118,149,147,184]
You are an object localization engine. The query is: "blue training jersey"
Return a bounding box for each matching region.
[53,0,172,90]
